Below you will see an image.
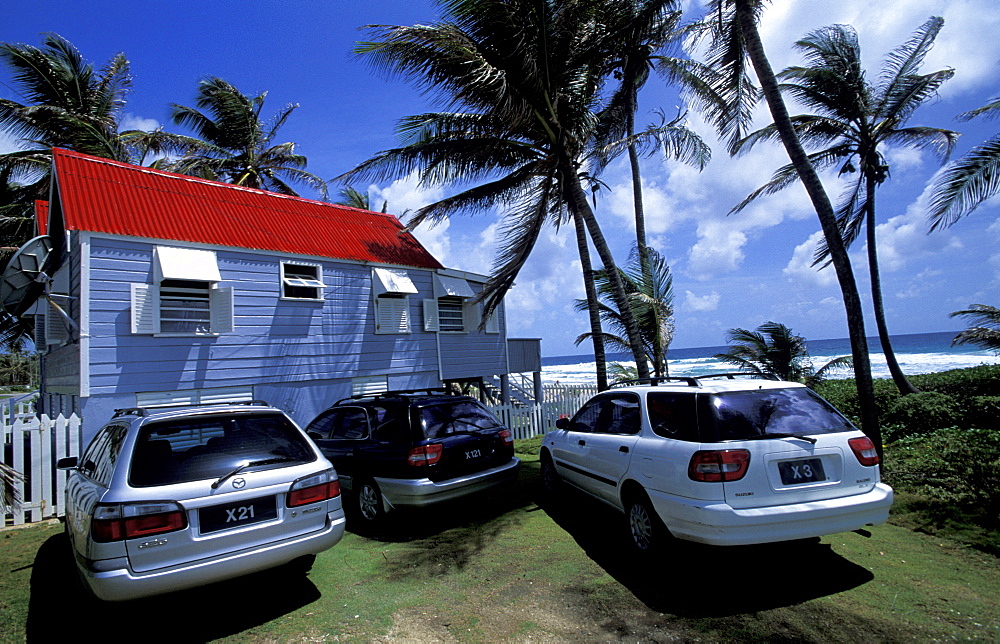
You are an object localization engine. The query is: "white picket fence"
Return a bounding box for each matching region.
[2,396,81,526]
[489,383,598,440]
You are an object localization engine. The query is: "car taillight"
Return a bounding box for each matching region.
[407,443,443,466]
[498,429,513,447]
[288,469,341,507]
[92,501,187,542]
[849,436,880,466]
[688,449,751,482]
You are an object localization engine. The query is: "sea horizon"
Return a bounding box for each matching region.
[540,330,1000,385]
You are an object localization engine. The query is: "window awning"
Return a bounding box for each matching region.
[433,274,475,298]
[373,267,418,295]
[155,246,221,282]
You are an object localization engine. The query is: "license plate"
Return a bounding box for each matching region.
[200,495,277,534]
[778,458,826,485]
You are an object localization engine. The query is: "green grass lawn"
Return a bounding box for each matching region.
[2,453,998,642]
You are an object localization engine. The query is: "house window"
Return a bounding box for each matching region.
[423,273,477,333]
[437,296,466,332]
[372,268,418,334]
[281,262,324,300]
[376,293,411,334]
[160,279,211,333]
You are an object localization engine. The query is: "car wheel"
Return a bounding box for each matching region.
[356,479,384,523]
[627,494,665,554]
[540,452,561,493]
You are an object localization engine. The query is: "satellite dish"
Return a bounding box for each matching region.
[0,235,55,318]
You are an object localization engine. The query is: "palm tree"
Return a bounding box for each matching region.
[574,246,675,377]
[928,97,1000,231]
[730,19,956,396]
[950,304,1000,354]
[0,33,132,163]
[592,2,711,271]
[695,0,881,453]
[715,321,852,386]
[335,185,387,212]
[163,77,328,199]
[340,0,656,381]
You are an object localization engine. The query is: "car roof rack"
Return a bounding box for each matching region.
[112,400,271,418]
[609,373,778,389]
[696,372,779,381]
[333,387,456,406]
[610,377,702,388]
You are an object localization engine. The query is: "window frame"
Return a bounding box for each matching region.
[280,261,324,301]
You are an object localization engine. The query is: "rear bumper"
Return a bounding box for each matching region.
[376,457,521,509]
[649,483,894,546]
[79,510,346,602]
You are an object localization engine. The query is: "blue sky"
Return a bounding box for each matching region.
[4,0,999,358]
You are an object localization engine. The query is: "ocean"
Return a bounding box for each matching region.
[540,330,1000,385]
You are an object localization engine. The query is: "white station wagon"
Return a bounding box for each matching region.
[540,375,893,551]
[58,402,346,601]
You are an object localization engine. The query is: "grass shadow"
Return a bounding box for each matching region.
[537,483,875,618]
[27,531,322,642]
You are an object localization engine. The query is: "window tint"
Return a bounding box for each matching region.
[129,412,315,487]
[568,394,640,435]
[706,388,854,441]
[418,400,502,439]
[80,425,129,486]
[330,408,370,440]
[647,393,699,441]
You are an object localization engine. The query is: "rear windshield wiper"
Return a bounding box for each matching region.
[744,432,818,444]
[211,457,297,489]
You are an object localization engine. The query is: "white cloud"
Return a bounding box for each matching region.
[119,113,161,132]
[783,231,837,288]
[683,289,720,312]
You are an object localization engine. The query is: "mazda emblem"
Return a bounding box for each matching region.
[232,478,246,489]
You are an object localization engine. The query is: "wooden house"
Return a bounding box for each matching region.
[25,148,526,441]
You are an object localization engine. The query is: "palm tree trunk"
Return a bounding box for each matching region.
[865,176,919,395]
[735,0,881,454]
[566,175,651,380]
[628,107,650,271]
[574,211,609,390]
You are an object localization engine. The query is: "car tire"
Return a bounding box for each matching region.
[626,493,667,555]
[540,451,561,493]
[356,478,385,523]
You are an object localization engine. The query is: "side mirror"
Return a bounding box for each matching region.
[555,417,570,430]
[56,456,78,470]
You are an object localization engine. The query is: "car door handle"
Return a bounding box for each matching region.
[619,446,629,453]
[578,440,586,446]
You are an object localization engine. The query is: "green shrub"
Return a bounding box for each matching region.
[884,427,1000,528]
[966,395,1000,430]
[884,391,959,439]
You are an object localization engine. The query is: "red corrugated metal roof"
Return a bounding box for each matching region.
[34,201,48,236]
[50,148,443,269]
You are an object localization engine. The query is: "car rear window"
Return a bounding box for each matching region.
[129,412,316,487]
[416,400,503,440]
[704,388,855,441]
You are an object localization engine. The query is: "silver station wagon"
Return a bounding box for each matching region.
[58,401,346,601]
[541,375,894,551]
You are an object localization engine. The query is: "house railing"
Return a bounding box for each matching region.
[2,413,81,527]
[1,384,597,526]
